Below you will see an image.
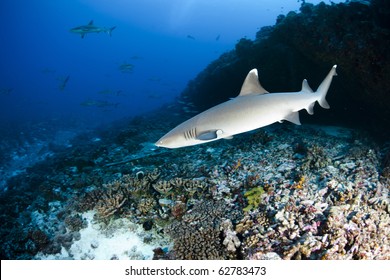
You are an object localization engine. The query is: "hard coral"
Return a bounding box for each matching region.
[64,214,86,232]
[173,227,224,260]
[220,219,241,253]
[301,145,331,171]
[95,189,127,220]
[165,200,233,260]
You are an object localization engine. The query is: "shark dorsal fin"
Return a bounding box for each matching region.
[238,68,269,96]
[301,79,314,93]
[88,20,94,25]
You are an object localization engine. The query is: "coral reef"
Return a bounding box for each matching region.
[1,114,389,260]
[165,199,237,260]
[220,219,241,253]
[170,227,224,260]
[243,186,265,212]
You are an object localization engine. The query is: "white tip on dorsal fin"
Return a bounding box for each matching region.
[238,69,269,96]
[301,79,314,93]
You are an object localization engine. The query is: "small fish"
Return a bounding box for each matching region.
[216,34,220,41]
[98,89,113,95]
[119,63,134,73]
[147,77,161,82]
[80,99,119,108]
[187,35,195,40]
[41,68,56,74]
[58,75,70,91]
[98,89,125,96]
[148,94,162,99]
[156,65,337,149]
[70,20,116,39]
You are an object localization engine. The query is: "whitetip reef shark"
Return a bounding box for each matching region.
[156,65,337,149]
[70,20,116,38]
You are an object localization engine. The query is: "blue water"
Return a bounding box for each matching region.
[3,0,390,262]
[0,0,343,128]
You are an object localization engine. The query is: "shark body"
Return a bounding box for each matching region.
[70,20,116,38]
[156,65,337,149]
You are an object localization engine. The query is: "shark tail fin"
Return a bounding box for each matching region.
[108,26,116,37]
[316,65,337,109]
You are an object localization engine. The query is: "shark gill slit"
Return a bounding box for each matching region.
[184,128,192,140]
[185,128,196,140]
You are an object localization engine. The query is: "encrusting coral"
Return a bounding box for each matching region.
[165,199,239,260]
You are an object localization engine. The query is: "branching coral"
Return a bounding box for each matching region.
[152,181,173,195]
[137,198,156,215]
[95,189,127,219]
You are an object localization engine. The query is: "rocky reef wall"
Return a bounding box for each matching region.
[181,0,390,139]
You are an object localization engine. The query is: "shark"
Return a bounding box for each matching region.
[80,99,119,108]
[58,75,70,91]
[70,20,116,38]
[155,65,337,149]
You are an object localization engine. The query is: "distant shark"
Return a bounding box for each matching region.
[70,20,116,38]
[156,65,337,149]
[58,75,70,91]
[80,99,119,108]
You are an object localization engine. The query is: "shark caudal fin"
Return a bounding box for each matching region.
[316,65,337,109]
[108,26,116,37]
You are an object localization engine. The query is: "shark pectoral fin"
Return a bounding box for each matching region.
[284,112,301,125]
[197,129,223,141]
[108,26,116,36]
[238,69,269,96]
[88,20,94,25]
[81,34,85,38]
[306,102,315,115]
